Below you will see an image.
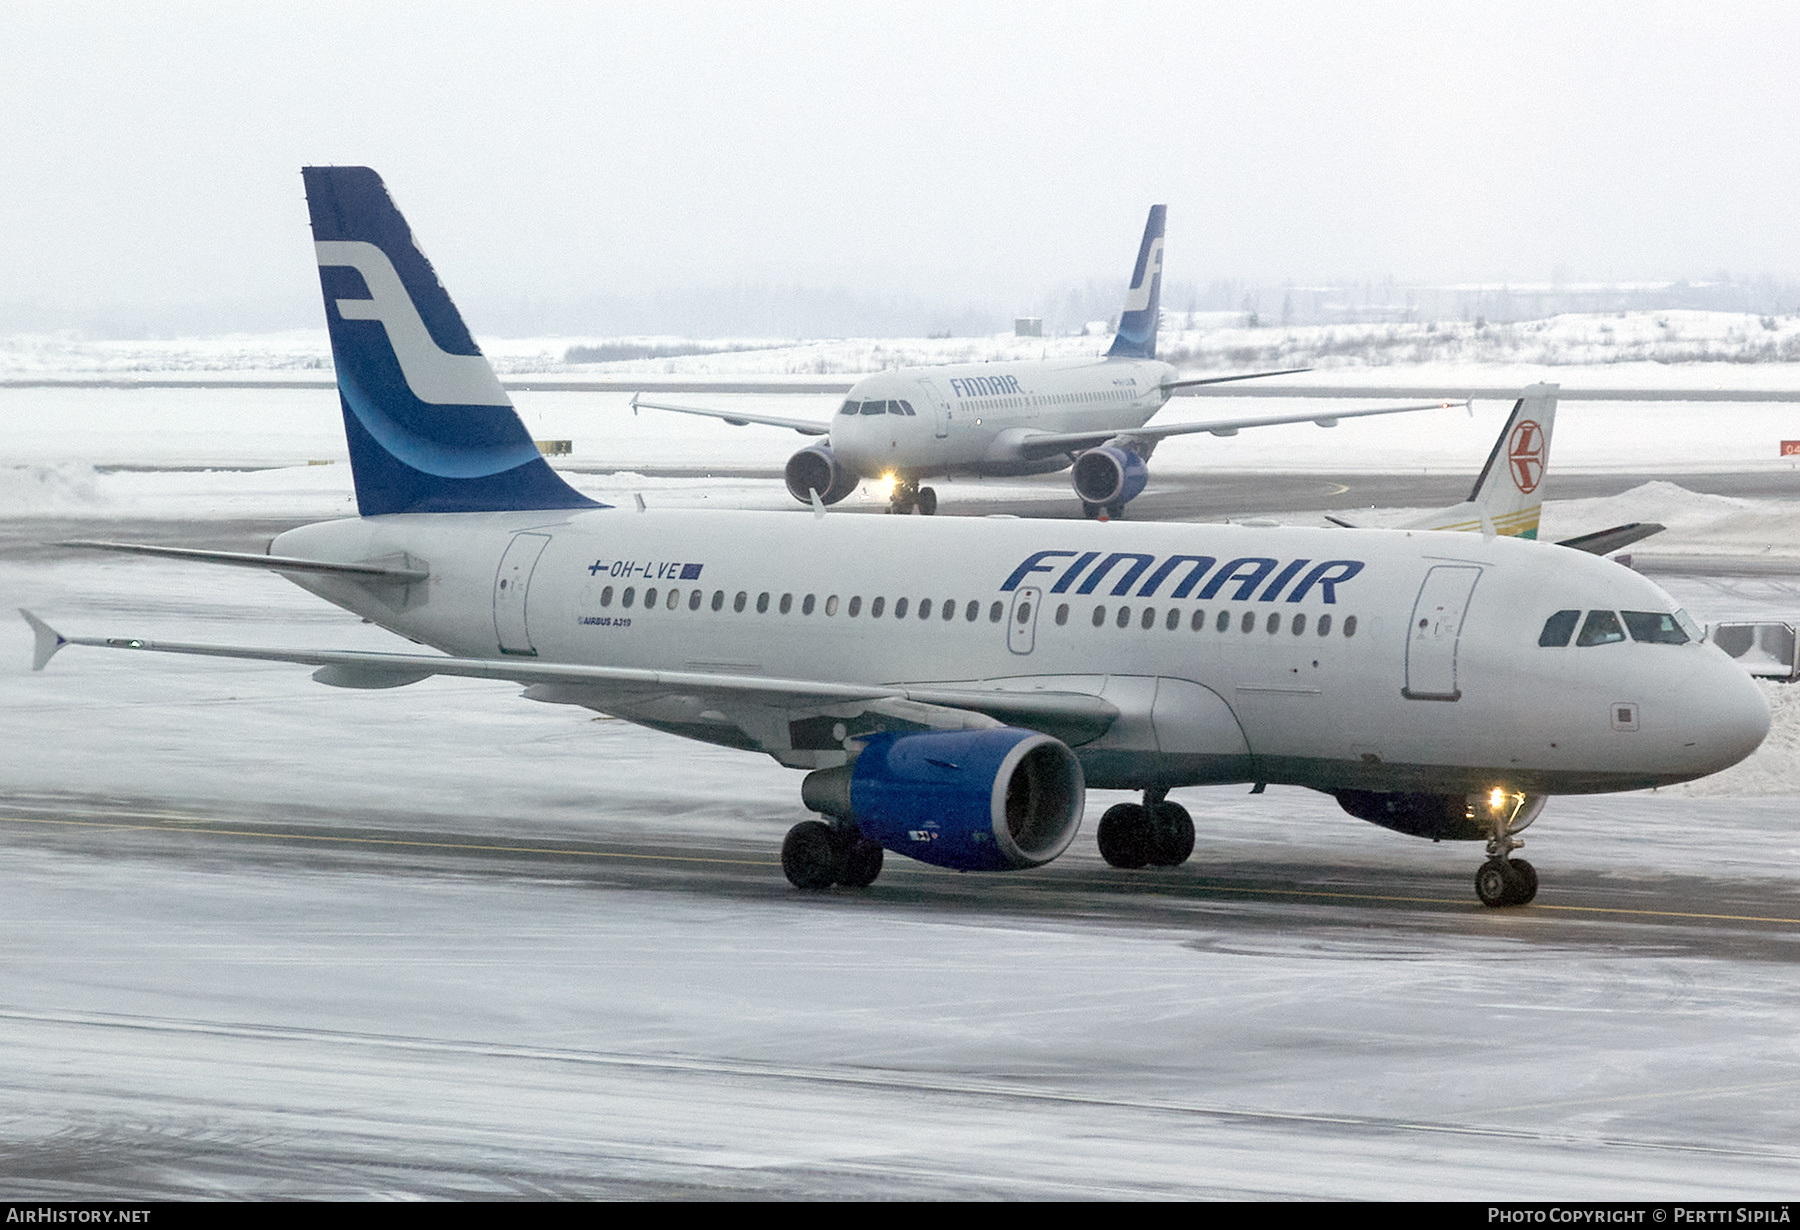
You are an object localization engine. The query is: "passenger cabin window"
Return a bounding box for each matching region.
[1622,610,1691,644]
[1577,610,1625,647]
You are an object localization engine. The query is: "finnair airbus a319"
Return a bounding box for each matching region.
[632,206,1456,518]
[25,167,1768,908]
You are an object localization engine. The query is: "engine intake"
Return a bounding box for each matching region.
[802,728,1085,871]
[1071,446,1148,508]
[785,445,860,505]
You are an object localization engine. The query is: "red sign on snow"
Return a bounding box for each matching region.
[1782,440,1800,457]
[1508,419,1545,494]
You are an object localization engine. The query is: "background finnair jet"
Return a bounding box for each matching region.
[633,206,1456,517]
[27,167,1767,912]
[1330,383,1666,557]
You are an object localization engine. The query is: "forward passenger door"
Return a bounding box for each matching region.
[1403,565,1482,700]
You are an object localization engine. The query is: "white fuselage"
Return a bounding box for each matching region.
[828,356,1175,480]
[274,509,1769,796]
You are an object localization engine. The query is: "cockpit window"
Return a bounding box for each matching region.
[860,400,888,415]
[838,400,859,416]
[1622,610,1691,644]
[1539,609,1579,647]
[1576,609,1626,647]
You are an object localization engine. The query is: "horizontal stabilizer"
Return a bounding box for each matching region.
[59,541,429,582]
[1556,522,1666,556]
[19,609,68,671]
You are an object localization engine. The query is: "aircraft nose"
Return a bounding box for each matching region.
[1675,654,1771,776]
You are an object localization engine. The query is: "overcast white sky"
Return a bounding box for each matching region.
[4,1,1799,334]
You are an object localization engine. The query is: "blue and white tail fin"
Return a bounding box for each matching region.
[1106,205,1166,360]
[302,166,600,516]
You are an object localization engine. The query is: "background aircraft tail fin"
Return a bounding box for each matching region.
[1402,383,1558,538]
[301,166,600,516]
[1106,205,1166,359]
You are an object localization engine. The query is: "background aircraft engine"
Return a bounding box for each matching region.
[1332,790,1490,841]
[784,445,860,505]
[1071,446,1148,510]
[802,729,1085,871]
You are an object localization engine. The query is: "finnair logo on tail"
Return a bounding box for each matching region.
[315,241,512,408]
[1120,237,1163,313]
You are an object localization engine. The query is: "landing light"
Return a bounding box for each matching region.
[869,473,897,501]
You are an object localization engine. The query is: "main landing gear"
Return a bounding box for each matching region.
[1096,788,1195,869]
[781,819,884,890]
[1472,792,1545,907]
[888,479,938,515]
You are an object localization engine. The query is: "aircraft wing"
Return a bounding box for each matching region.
[1012,399,1466,460]
[20,611,1119,746]
[1161,366,1311,390]
[630,394,830,436]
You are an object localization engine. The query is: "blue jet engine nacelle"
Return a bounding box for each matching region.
[785,445,860,505]
[801,728,1085,871]
[1071,446,1149,511]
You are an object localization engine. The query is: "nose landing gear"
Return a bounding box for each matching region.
[1472,792,1544,907]
[887,479,938,515]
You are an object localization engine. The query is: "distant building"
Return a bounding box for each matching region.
[1014,317,1043,337]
